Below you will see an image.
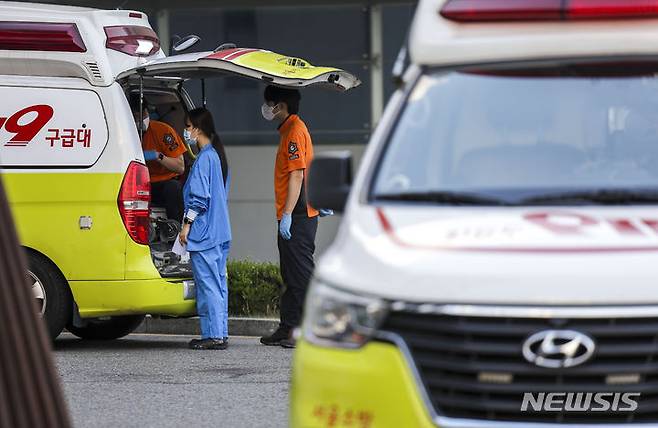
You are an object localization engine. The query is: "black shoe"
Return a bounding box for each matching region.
[188,338,202,348]
[189,337,228,348]
[189,338,227,350]
[280,337,296,349]
[260,327,290,346]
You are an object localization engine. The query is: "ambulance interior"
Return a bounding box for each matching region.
[124,83,195,278]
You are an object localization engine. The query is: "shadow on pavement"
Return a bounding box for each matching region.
[53,335,187,351]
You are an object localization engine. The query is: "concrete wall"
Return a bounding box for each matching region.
[226,144,366,262]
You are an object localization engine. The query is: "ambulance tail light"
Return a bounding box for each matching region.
[118,161,151,245]
[0,22,86,52]
[104,25,160,57]
[440,0,658,22]
[569,0,658,19]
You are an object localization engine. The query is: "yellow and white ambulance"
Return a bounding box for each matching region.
[294,0,658,426]
[0,1,359,340]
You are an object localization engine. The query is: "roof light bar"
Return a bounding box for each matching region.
[440,0,658,21]
[0,21,86,52]
[104,25,160,57]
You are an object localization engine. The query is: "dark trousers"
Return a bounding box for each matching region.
[277,215,318,330]
[151,179,184,224]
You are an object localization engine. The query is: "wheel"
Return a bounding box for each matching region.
[67,315,145,340]
[27,252,72,340]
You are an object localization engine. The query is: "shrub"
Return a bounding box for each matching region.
[227,260,281,317]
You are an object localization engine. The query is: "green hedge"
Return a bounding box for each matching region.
[227,260,281,317]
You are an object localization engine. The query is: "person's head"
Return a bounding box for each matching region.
[185,107,229,184]
[185,107,215,146]
[262,85,301,122]
[129,93,150,130]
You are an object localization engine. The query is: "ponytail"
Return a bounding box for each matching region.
[211,133,229,186]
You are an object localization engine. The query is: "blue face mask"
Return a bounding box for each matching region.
[183,128,197,146]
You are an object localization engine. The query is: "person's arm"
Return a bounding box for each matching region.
[154,125,187,175]
[157,154,185,175]
[278,169,303,241]
[278,131,309,240]
[282,169,304,215]
[179,156,210,245]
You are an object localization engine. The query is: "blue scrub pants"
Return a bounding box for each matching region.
[220,241,231,337]
[190,241,230,339]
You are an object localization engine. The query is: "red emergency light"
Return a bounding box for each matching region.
[0,22,86,52]
[104,25,160,57]
[440,0,658,21]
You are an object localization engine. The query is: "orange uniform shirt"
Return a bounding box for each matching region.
[274,114,319,220]
[141,120,187,183]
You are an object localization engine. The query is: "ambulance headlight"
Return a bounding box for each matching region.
[302,281,388,348]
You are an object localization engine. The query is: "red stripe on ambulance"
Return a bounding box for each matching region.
[206,48,259,61]
[377,208,658,253]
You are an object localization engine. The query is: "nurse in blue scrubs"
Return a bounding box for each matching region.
[179,108,231,350]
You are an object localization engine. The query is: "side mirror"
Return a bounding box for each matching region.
[308,151,353,213]
[171,34,201,54]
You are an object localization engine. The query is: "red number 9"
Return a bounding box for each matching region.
[4,105,54,145]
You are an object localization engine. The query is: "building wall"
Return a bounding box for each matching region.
[226,144,366,262]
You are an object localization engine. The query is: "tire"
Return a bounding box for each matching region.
[27,252,72,340]
[67,315,145,340]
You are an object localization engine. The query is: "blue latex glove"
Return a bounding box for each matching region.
[319,209,334,217]
[279,213,292,240]
[143,150,159,161]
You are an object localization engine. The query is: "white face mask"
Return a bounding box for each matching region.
[261,103,276,121]
[183,128,197,146]
[142,116,150,131]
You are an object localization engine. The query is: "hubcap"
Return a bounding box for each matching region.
[28,270,47,316]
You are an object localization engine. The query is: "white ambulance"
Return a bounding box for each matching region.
[294,0,658,426]
[0,1,359,340]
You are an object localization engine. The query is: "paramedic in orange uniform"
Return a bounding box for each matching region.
[259,86,318,349]
[130,94,187,223]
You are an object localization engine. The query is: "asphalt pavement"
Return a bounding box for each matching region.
[53,333,292,428]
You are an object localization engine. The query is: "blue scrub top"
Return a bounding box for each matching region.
[183,144,232,252]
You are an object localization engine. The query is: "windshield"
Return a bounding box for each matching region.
[372,62,658,205]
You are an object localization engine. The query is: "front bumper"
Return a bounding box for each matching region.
[70,278,196,318]
[290,338,435,428]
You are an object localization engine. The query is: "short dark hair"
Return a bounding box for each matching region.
[128,93,149,114]
[263,85,301,114]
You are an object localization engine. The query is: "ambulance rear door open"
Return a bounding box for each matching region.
[118,46,361,149]
[117,47,361,92]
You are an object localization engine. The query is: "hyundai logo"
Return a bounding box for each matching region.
[522,330,595,369]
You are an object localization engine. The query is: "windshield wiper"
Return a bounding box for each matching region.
[519,189,658,205]
[375,191,510,206]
